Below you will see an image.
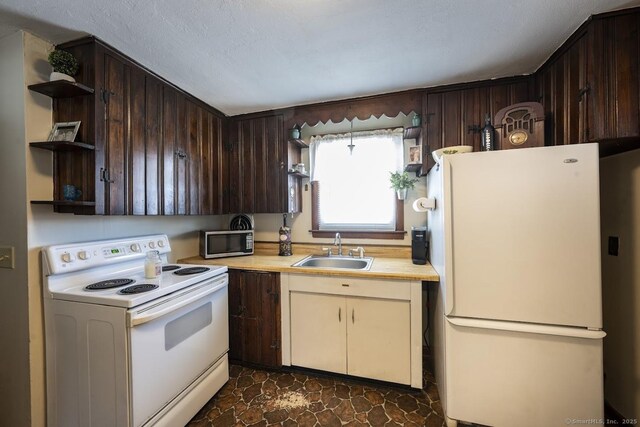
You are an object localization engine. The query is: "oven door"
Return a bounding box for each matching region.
[127,274,228,427]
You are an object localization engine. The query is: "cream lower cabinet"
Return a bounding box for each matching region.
[290,292,347,374]
[347,296,410,384]
[283,274,421,387]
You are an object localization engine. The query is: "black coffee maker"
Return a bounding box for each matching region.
[411,227,428,265]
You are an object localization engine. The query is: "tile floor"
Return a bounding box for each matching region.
[187,364,445,426]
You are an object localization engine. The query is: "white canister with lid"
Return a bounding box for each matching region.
[144,250,162,279]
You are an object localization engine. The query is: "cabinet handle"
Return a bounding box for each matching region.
[578,83,591,102]
[352,308,355,324]
[338,307,341,322]
[100,168,114,183]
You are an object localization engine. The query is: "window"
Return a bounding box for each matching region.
[309,128,405,239]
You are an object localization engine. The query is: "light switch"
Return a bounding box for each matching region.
[0,247,14,269]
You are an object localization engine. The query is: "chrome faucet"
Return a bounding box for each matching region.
[333,233,343,256]
[348,246,365,259]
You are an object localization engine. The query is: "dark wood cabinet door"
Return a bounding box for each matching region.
[228,115,287,214]
[562,34,588,145]
[227,118,255,214]
[252,117,269,213]
[175,94,188,215]
[144,75,162,215]
[199,107,213,215]
[210,112,225,215]
[161,86,177,215]
[609,14,640,139]
[104,53,127,215]
[227,270,281,368]
[586,18,611,142]
[461,87,489,151]
[422,92,442,172]
[228,269,245,361]
[127,66,146,215]
[186,100,201,215]
[254,115,286,213]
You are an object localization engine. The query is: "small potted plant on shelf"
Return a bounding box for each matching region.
[48,49,79,82]
[389,171,418,200]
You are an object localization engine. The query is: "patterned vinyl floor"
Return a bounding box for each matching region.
[187,364,445,426]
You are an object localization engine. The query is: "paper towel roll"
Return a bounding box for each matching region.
[412,197,435,212]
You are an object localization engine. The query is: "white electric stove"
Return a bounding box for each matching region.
[42,234,229,427]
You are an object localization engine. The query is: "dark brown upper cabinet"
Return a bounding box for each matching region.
[34,37,227,215]
[536,9,640,155]
[422,77,535,173]
[228,114,288,214]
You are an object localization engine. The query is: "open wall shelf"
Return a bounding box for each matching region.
[31,200,96,206]
[28,80,95,98]
[288,138,309,148]
[30,141,95,151]
[404,126,421,140]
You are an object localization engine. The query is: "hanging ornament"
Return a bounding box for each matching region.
[347,120,355,155]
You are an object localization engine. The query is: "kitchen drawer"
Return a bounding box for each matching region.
[286,273,411,301]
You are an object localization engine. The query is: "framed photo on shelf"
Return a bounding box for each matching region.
[48,121,81,142]
[406,144,422,164]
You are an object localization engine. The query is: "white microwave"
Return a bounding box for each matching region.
[199,230,254,259]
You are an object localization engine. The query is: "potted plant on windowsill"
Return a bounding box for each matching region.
[48,49,79,82]
[389,171,418,200]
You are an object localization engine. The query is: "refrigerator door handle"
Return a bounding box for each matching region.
[446,317,606,339]
[444,161,455,315]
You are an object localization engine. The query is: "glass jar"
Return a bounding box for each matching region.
[144,250,162,279]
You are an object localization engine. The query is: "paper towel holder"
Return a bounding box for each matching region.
[413,197,436,212]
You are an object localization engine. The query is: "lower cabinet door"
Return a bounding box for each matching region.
[347,297,411,384]
[290,292,347,374]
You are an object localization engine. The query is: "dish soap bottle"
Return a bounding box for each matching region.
[144,250,162,279]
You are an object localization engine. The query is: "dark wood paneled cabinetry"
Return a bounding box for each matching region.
[228,269,282,368]
[228,115,288,214]
[422,78,534,172]
[35,37,226,215]
[537,10,640,155]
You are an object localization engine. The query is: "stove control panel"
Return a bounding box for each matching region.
[44,235,171,274]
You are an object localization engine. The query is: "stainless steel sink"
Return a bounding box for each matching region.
[292,255,374,271]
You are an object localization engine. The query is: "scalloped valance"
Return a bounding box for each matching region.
[281,89,423,129]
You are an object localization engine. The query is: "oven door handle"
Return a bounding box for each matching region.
[128,275,227,327]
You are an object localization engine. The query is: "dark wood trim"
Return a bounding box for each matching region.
[396,198,404,232]
[423,75,534,95]
[599,137,640,157]
[311,180,320,230]
[593,6,640,20]
[310,180,406,240]
[309,230,407,239]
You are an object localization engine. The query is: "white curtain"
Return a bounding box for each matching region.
[310,128,404,230]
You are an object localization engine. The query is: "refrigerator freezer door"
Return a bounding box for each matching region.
[444,316,604,427]
[444,144,602,328]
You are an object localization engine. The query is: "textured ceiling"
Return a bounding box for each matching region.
[0,0,639,115]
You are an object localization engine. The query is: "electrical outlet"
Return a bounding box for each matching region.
[0,247,14,269]
[608,236,619,256]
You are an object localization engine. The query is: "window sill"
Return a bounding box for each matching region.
[309,230,407,240]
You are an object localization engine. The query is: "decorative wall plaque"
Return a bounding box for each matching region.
[494,102,545,150]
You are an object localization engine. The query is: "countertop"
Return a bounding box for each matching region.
[179,242,439,282]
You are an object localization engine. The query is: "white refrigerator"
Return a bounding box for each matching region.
[427,143,605,427]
